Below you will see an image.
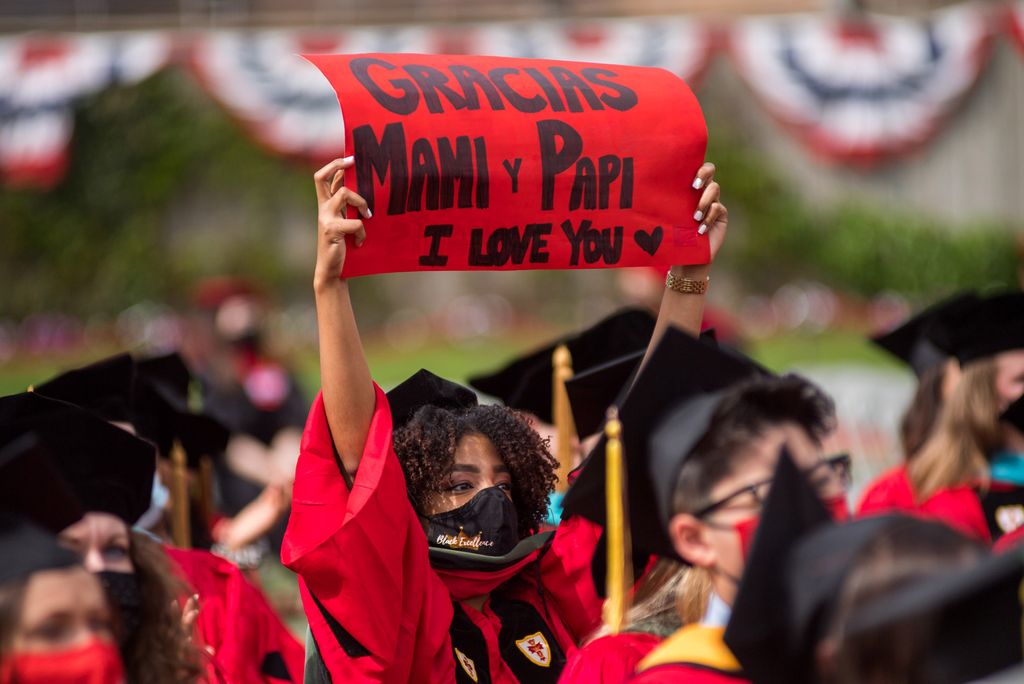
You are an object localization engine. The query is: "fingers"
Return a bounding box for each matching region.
[181,594,200,631]
[701,201,727,236]
[322,217,367,248]
[314,156,354,203]
[691,162,716,190]
[694,181,720,234]
[326,185,372,220]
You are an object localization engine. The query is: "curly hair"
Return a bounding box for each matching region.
[393,404,559,536]
[126,531,202,684]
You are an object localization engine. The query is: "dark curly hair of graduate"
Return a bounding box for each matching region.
[393,404,558,537]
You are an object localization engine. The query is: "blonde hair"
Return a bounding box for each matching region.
[587,559,712,643]
[908,359,1004,500]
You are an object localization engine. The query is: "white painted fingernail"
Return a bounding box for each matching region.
[365,208,373,218]
[692,177,703,190]
[698,223,708,235]
[342,155,354,165]
[693,209,704,222]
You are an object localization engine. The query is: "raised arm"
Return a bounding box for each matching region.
[312,157,376,477]
[645,162,727,360]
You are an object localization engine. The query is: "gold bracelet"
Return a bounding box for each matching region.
[665,271,709,295]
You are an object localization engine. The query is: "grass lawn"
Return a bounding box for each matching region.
[0,328,901,398]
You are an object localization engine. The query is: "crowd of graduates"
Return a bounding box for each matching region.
[2,156,1024,684]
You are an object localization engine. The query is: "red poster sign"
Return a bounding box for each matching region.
[305,53,708,278]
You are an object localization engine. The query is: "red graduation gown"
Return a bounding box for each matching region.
[164,547,304,683]
[855,466,990,542]
[628,625,747,683]
[281,386,602,683]
[558,632,661,684]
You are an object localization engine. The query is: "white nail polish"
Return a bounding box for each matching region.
[342,155,355,165]
[365,208,373,218]
[693,210,704,222]
[692,178,703,190]
[698,223,708,235]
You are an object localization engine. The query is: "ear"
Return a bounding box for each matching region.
[668,512,716,569]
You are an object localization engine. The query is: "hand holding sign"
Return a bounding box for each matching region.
[305,53,709,277]
[313,156,372,289]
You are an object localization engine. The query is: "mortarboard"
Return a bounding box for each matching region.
[563,330,727,440]
[870,292,978,377]
[0,392,156,525]
[564,350,645,439]
[930,291,1024,366]
[135,353,192,399]
[842,546,1023,684]
[32,353,137,423]
[386,369,479,431]
[723,449,834,684]
[468,308,656,422]
[1001,394,1024,434]
[0,514,80,585]
[561,326,767,561]
[133,354,229,466]
[0,433,84,534]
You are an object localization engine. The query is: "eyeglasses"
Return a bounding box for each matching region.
[692,452,852,520]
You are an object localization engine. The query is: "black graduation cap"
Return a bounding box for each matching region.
[561,326,768,561]
[132,354,229,466]
[931,291,1024,366]
[0,433,84,534]
[870,292,979,377]
[724,449,834,684]
[0,513,80,585]
[0,392,156,525]
[1000,394,1024,434]
[842,547,1024,684]
[32,353,137,423]
[386,369,478,431]
[135,352,192,399]
[564,350,645,438]
[563,330,727,439]
[468,308,656,422]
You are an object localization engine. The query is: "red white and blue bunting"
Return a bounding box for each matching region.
[729,5,993,164]
[0,32,171,186]
[464,17,712,86]
[1,3,1022,187]
[189,27,440,164]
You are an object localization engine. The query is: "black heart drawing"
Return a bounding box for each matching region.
[634,227,663,256]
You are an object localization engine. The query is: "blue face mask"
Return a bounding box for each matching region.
[425,486,519,557]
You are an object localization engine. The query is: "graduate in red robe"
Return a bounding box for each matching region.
[281,158,722,683]
[165,546,304,683]
[858,293,1024,545]
[856,293,976,520]
[8,361,305,684]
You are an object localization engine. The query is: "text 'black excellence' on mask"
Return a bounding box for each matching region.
[426,486,519,557]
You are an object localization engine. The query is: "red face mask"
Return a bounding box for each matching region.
[734,516,761,562]
[823,494,850,522]
[0,639,124,684]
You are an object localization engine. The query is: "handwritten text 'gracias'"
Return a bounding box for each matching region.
[348,57,661,268]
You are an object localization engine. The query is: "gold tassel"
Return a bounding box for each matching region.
[552,344,578,493]
[198,455,216,532]
[602,406,633,634]
[170,441,192,549]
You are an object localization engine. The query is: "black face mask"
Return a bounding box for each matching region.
[97,570,143,648]
[425,486,519,557]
